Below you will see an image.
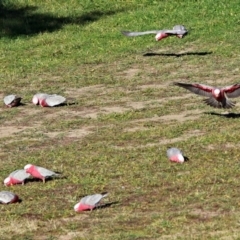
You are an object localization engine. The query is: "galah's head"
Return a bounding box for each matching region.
[3,177,11,186]
[24,164,33,172]
[74,202,81,212]
[213,89,221,97]
[32,95,39,105]
[177,154,185,163]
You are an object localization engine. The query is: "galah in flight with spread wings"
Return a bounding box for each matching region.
[174,82,240,108]
[122,25,188,41]
[0,191,19,204]
[24,164,60,183]
[74,193,108,212]
[4,95,22,107]
[4,169,31,186]
[32,93,66,107]
[167,148,185,163]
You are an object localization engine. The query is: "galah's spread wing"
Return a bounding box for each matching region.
[223,84,240,98]
[0,191,16,204]
[121,30,162,37]
[174,82,214,97]
[81,193,108,206]
[35,166,58,177]
[9,169,31,181]
[45,95,66,107]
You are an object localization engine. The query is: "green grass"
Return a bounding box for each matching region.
[1,0,240,239]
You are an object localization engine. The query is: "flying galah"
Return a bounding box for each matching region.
[74,193,108,212]
[32,93,66,107]
[24,164,60,183]
[167,148,185,163]
[4,169,31,186]
[174,82,240,108]
[0,191,19,204]
[122,25,188,41]
[4,95,22,107]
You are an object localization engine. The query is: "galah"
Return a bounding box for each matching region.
[0,191,19,204]
[174,82,240,108]
[24,164,60,183]
[4,169,31,186]
[74,193,108,212]
[32,93,66,107]
[4,95,22,107]
[167,147,185,163]
[122,25,188,41]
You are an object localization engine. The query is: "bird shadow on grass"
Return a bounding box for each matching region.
[143,51,213,57]
[0,3,126,38]
[94,201,119,211]
[205,112,240,118]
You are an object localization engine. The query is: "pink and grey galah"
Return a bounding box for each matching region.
[74,193,108,212]
[24,164,60,183]
[0,191,19,204]
[32,93,66,107]
[167,148,185,163]
[174,82,240,108]
[122,25,188,41]
[4,169,31,186]
[4,95,22,107]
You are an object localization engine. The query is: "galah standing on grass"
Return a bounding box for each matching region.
[32,93,66,107]
[4,95,22,107]
[122,25,188,41]
[167,148,185,163]
[24,164,60,183]
[0,191,19,204]
[4,169,31,186]
[174,82,240,108]
[74,193,108,212]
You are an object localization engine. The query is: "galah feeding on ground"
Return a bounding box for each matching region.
[4,95,22,107]
[174,82,240,108]
[167,147,185,163]
[0,191,19,204]
[122,25,188,41]
[32,93,66,107]
[24,164,60,183]
[4,169,31,186]
[74,193,108,212]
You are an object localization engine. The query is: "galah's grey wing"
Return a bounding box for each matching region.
[167,148,182,158]
[164,29,187,35]
[174,82,214,97]
[173,25,188,31]
[4,95,16,105]
[223,84,240,98]
[10,169,31,181]
[81,193,108,205]
[0,191,17,204]
[36,166,58,177]
[121,30,162,37]
[4,95,21,105]
[45,95,66,107]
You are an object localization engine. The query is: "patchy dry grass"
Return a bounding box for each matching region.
[1,0,240,239]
